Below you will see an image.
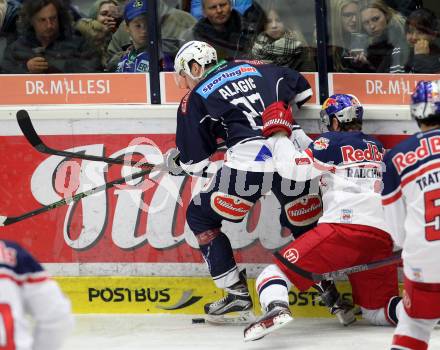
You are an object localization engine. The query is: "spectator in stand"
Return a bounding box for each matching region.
[391,8,440,74]
[115,0,173,72]
[350,0,407,73]
[190,0,252,20]
[0,0,5,29]
[1,0,21,40]
[251,4,315,71]
[61,0,84,22]
[1,0,101,73]
[75,0,121,69]
[179,0,254,60]
[13,0,85,21]
[328,0,364,72]
[106,0,195,71]
[384,0,422,17]
[0,239,74,350]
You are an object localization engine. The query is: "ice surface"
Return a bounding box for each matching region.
[63,314,440,349]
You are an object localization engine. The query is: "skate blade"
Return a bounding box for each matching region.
[244,314,293,342]
[335,310,356,326]
[206,311,255,326]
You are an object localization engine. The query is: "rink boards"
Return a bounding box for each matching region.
[0,104,410,318]
[54,276,357,317]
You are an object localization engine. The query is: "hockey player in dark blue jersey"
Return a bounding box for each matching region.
[243,94,402,341]
[0,239,74,349]
[382,80,440,350]
[170,40,323,324]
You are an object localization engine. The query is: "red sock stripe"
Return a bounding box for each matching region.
[196,228,221,245]
[392,335,428,350]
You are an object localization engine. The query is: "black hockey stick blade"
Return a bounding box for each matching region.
[16,109,46,149]
[0,167,154,226]
[16,110,155,168]
[274,249,402,282]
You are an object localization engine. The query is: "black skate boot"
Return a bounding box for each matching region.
[204,269,253,325]
[243,300,293,342]
[314,280,356,326]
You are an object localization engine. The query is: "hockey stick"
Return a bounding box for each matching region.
[16,109,156,168]
[0,167,154,226]
[17,110,227,172]
[274,250,402,282]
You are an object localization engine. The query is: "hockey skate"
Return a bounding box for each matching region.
[243,301,293,342]
[314,280,356,326]
[204,270,254,325]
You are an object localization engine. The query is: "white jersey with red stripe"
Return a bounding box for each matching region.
[271,130,389,232]
[0,240,74,350]
[382,128,440,283]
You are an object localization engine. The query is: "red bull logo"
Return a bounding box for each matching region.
[322,98,338,109]
[341,143,383,163]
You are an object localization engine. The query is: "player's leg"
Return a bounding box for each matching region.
[271,176,355,325]
[312,279,357,326]
[391,309,438,350]
[347,227,401,326]
[244,264,293,342]
[390,276,440,350]
[187,166,268,323]
[271,174,322,239]
[245,223,359,341]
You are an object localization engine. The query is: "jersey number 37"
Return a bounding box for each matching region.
[230,93,265,130]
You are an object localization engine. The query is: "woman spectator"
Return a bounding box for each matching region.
[251,5,315,71]
[328,0,362,72]
[391,8,440,73]
[352,0,407,72]
[75,0,121,69]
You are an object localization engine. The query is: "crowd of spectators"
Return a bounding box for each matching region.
[0,0,437,74]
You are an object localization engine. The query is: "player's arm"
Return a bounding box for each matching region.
[289,125,313,151]
[175,94,219,176]
[262,101,327,182]
[18,248,74,350]
[275,66,313,108]
[274,66,313,150]
[381,153,406,247]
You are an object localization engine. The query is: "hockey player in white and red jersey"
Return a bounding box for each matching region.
[382,80,440,350]
[243,94,403,341]
[0,239,74,350]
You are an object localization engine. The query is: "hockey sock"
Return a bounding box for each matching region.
[197,229,238,288]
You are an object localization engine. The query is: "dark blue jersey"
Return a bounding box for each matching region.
[0,239,44,276]
[310,131,385,166]
[176,60,312,167]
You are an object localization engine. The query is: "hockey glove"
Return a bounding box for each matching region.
[261,101,294,137]
[165,148,185,176]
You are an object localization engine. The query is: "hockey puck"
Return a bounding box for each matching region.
[192,318,206,324]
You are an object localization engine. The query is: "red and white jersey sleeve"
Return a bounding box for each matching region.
[0,240,74,350]
[382,129,440,283]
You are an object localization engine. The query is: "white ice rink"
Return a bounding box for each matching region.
[63,314,440,349]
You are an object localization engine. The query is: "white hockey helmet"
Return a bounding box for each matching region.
[410,80,440,121]
[174,41,218,80]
